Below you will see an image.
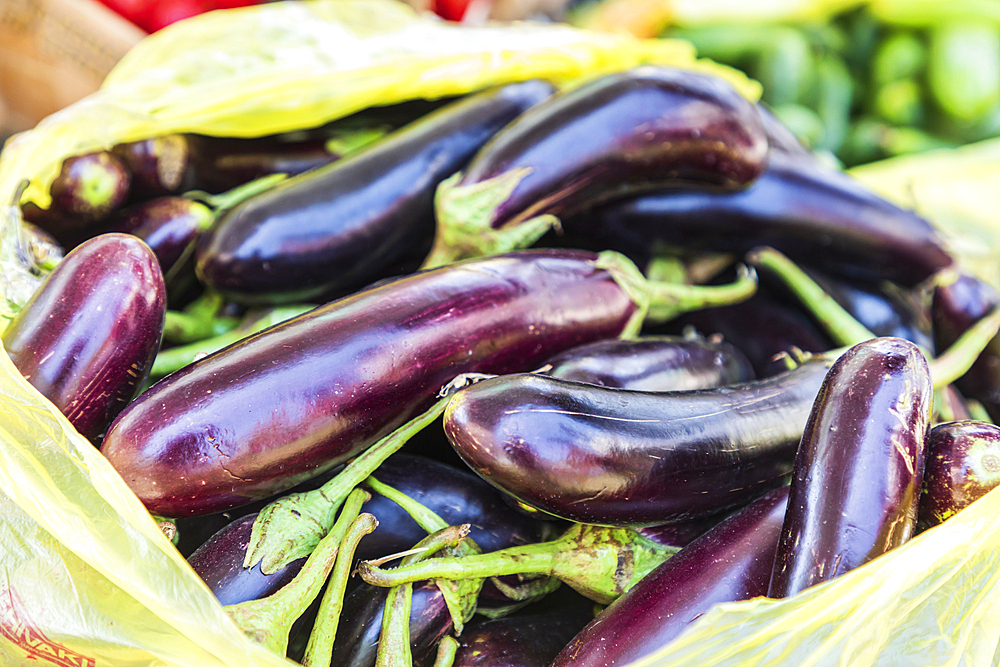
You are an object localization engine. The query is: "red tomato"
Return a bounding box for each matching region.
[143,0,211,31]
[433,0,473,21]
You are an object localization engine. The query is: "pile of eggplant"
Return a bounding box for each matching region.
[7,63,1000,666]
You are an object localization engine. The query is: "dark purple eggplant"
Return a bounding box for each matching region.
[562,150,953,286]
[2,234,165,440]
[22,152,133,240]
[918,420,1000,531]
[100,249,646,517]
[932,269,1000,422]
[195,81,554,306]
[426,66,769,266]
[551,486,788,667]
[671,286,834,378]
[452,606,595,667]
[540,334,755,391]
[768,337,931,598]
[112,135,190,197]
[443,358,830,526]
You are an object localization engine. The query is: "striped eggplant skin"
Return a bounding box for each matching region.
[768,337,932,598]
[918,420,1000,531]
[931,270,1000,423]
[457,66,769,229]
[562,151,953,287]
[100,249,637,517]
[444,357,831,527]
[551,486,788,667]
[541,335,755,391]
[195,80,554,306]
[2,233,165,441]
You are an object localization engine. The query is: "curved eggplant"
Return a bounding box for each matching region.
[443,356,832,526]
[427,66,769,266]
[100,249,640,517]
[195,80,554,305]
[563,150,953,286]
[931,269,1000,422]
[768,337,932,598]
[541,335,755,391]
[918,420,1000,531]
[551,486,788,667]
[2,234,165,440]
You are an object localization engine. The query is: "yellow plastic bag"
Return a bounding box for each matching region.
[0,339,297,667]
[0,0,759,212]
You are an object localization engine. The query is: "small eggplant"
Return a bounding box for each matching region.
[195,80,554,306]
[540,335,755,391]
[562,150,953,286]
[768,337,932,598]
[443,358,830,526]
[2,234,165,440]
[931,269,1000,422]
[112,135,190,197]
[426,66,769,266]
[918,420,1000,531]
[550,486,788,667]
[106,249,723,518]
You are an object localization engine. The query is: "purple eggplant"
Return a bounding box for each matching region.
[540,335,755,391]
[562,150,953,286]
[112,135,190,197]
[195,81,554,306]
[100,249,648,518]
[918,420,1000,531]
[426,66,769,266]
[2,234,166,440]
[452,606,595,667]
[931,269,1000,422]
[442,356,832,527]
[768,337,932,598]
[551,486,788,667]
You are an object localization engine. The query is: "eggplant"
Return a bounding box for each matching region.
[540,335,755,391]
[195,80,554,306]
[2,234,166,440]
[101,249,654,518]
[452,606,595,667]
[918,420,1000,531]
[442,356,832,527]
[112,135,190,197]
[931,269,1000,423]
[561,150,953,286]
[550,486,788,667]
[768,337,932,598]
[426,66,769,266]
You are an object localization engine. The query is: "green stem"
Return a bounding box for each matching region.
[245,378,483,575]
[364,476,448,533]
[151,305,313,377]
[745,246,876,346]
[358,523,678,605]
[225,487,368,656]
[376,526,471,667]
[301,511,378,667]
[432,637,459,667]
[929,306,1000,388]
[162,310,240,344]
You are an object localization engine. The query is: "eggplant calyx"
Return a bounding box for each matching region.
[226,488,369,657]
[423,170,557,269]
[184,172,288,213]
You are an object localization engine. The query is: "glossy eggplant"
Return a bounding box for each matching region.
[931,269,1000,422]
[112,135,190,197]
[443,356,832,526]
[100,249,640,517]
[453,606,595,667]
[2,234,165,440]
[563,150,953,286]
[195,80,554,305]
[426,66,769,266]
[540,335,755,391]
[918,420,1000,531]
[768,337,932,598]
[551,486,788,667]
